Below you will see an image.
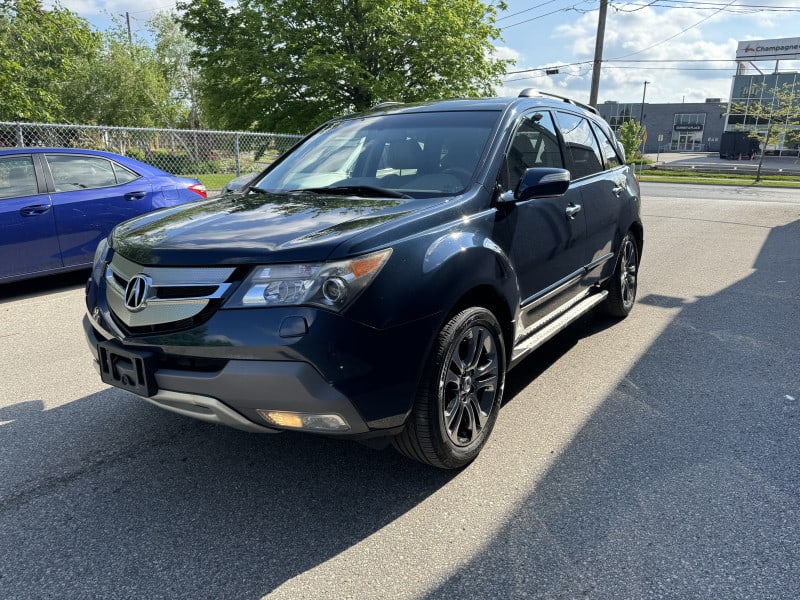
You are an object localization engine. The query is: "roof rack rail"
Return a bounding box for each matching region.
[370,101,403,110]
[517,89,599,115]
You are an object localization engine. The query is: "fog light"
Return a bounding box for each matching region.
[257,410,350,432]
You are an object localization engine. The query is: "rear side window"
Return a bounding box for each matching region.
[554,111,604,179]
[0,155,38,199]
[591,121,623,169]
[45,154,139,192]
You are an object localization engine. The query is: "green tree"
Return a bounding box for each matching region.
[0,0,98,122]
[177,0,511,133]
[727,83,800,182]
[62,18,185,127]
[618,119,646,162]
[149,11,203,129]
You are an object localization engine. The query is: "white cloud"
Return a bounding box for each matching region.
[47,0,177,17]
[493,45,522,63]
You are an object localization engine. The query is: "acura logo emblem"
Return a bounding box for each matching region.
[124,274,152,312]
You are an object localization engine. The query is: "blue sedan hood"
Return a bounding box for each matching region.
[111,191,414,266]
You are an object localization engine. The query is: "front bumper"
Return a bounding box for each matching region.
[83,299,440,437]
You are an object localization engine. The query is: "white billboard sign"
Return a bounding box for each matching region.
[736,37,800,61]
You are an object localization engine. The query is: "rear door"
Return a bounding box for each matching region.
[44,153,154,267]
[0,154,61,280]
[554,110,625,286]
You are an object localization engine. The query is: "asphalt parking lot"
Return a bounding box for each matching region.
[1,182,798,599]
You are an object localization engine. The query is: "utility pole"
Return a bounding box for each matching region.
[589,0,608,108]
[639,81,650,161]
[126,12,132,47]
[640,81,649,123]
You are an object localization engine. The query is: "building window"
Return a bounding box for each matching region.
[605,103,635,134]
[726,72,800,154]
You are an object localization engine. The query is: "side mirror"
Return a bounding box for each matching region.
[499,167,571,203]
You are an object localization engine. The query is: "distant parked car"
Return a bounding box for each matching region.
[221,172,257,194]
[0,148,207,283]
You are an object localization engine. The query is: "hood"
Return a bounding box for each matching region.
[110,191,414,266]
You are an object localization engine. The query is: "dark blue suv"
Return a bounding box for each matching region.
[84,91,643,468]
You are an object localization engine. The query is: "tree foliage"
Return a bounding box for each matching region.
[618,119,646,161]
[62,19,184,128]
[0,0,98,122]
[177,0,512,133]
[0,1,195,127]
[727,83,800,181]
[149,11,203,129]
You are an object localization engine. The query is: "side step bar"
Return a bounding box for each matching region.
[510,291,608,366]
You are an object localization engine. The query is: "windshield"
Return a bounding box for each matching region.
[254,110,501,199]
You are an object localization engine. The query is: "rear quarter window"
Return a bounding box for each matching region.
[591,121,623,169]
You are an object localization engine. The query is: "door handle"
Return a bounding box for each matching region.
[20,204,51,216]
[125,191,147,201]
[565,203,582,220]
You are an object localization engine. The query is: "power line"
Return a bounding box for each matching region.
[609,0,738,60]
[497,0,562,21]
[500,0,596,29]
[612,0,800,10]
[505,60,594,75]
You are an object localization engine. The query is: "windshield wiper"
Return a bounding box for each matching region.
[247,186,270,194]
[290,185,411,199]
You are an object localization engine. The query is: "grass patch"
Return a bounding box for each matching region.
[638,169,800,188]
[182,173,237,191]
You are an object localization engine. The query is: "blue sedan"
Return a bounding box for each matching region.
[0,148,207,283]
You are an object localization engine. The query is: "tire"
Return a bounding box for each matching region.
[601,232,639,317]
[393,307,506,469]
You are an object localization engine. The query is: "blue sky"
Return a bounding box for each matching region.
[53,0,800,105]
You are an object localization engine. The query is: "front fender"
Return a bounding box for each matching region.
[422,230,519,317]
[349,218,520,333]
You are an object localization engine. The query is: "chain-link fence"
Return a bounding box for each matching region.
[0,121,304,181]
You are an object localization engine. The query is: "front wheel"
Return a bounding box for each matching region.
[393,307,506,469]
[601,232,639,317]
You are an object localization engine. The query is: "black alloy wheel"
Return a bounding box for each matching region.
[393,307,506,469]
[602,232,639,317]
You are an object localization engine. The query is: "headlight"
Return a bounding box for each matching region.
[91,237,110,283]
[225,248,392,312]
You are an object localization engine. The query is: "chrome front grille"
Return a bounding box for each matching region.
[105,253,236,328]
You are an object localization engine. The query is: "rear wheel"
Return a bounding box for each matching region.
[393,307,506,469]
[602,232,639,317]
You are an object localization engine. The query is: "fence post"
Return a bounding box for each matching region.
[15,123,24,147]
[234,134,241,176]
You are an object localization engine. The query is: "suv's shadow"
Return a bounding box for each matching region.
[0,389,456,598]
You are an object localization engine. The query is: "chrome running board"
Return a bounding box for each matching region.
[510,291,608,366]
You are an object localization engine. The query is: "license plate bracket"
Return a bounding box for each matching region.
[98,341,158,397]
